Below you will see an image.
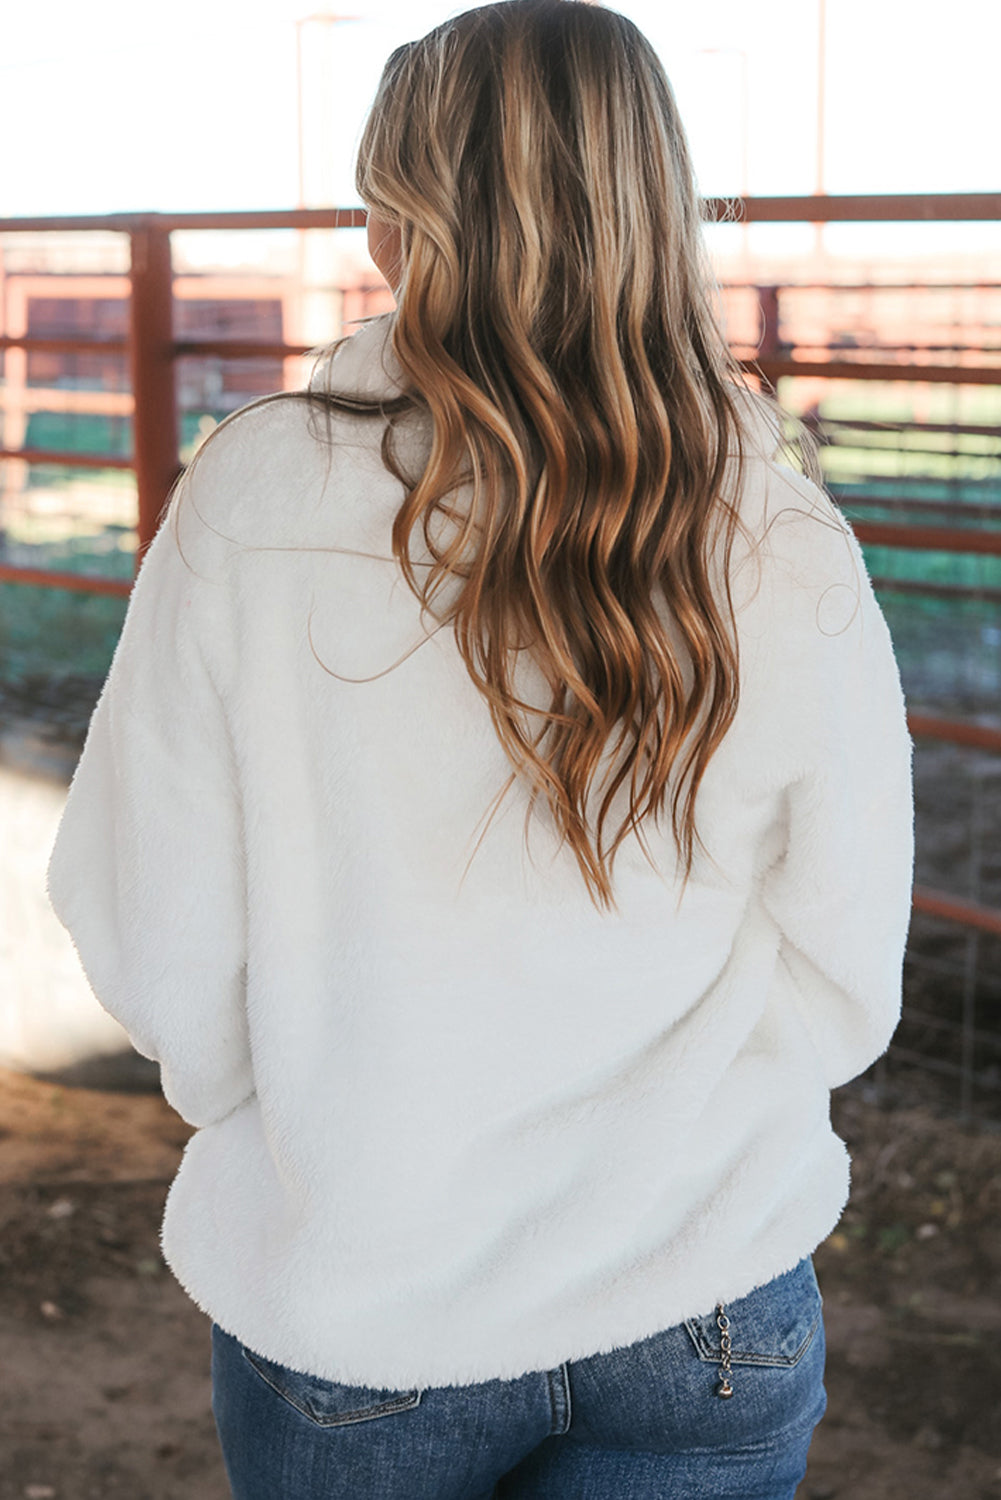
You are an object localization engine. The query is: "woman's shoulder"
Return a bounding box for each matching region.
[727,410,870,644]
[171,333,409,551]
[179,313,404,508]
[189,385,335,470]
[169,396,330,543]
[725,387,848,565]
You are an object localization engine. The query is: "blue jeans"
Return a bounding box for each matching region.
[211,1255,827,1499]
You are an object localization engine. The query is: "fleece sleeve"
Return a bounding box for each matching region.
[757,476,915,1091]
[46,495,252,1129]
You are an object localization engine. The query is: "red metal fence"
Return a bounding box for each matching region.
[2,193,1000,950]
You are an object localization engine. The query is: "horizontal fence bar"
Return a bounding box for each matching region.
[852,520,1001,554]
[912,885,1001,937]
[0,446,133,471]
[908,712,1001,752]
[123,208,370,232]
[0,337,361,364]
[0,563,131,597]
[872,575,1001,605]
[2,195,1000,237]
[703,193,1001,223]
[827,440,1001,462]
[837,495,1001,521]
[811,418,1001,438]
[800,343,1001,356]
[726,282,1001,293]
[750,357,1001,385]
[173,339,316,359]
[0,336,128,355]
[0,209,370,233]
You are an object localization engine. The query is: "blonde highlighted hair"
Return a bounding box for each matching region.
[327,0,755,907]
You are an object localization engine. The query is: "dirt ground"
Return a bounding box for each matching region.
[1,1066,999,1500]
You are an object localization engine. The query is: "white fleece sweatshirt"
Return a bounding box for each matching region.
[47,314,913,1390]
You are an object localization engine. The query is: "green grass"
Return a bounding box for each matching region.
[0,580,125,684]
[26,411,132,461]
[21,408,233,475]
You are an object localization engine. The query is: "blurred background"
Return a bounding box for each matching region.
[0,1,999,1497]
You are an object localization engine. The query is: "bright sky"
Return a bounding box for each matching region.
[1,0,997,216]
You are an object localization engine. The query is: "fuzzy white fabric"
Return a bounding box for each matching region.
[47,314,914,1390]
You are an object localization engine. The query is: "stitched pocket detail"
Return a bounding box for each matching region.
[683,1257,823,1369]
[241,1347,423,1427]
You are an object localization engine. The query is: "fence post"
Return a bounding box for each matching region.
[128,222,180,562]
[757,284,782,359]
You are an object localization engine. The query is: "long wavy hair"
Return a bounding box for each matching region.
[323,0,755,908]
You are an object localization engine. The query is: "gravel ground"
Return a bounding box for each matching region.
[0,1067,999,1500]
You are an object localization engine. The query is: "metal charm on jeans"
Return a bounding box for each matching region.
[715,1304,734,1398]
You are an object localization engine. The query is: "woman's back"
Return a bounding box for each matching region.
[47,311,912,1389]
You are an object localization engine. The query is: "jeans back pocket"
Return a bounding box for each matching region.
[241,1345,423,1427]
[684,1256,822,1369]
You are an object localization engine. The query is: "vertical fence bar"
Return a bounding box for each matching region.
[757,284,782,358]
[129,222,180,561]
